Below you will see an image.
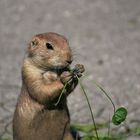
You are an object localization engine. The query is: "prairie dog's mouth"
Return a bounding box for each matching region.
[49,65,71,75]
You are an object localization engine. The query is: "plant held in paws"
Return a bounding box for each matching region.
[56,65,128,140]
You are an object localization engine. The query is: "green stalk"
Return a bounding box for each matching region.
[93,82,116,114]
[76,76,99,140]
[107,114,111,138]
[54,82,68,106]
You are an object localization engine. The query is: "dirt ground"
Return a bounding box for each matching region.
[0,0,140,139]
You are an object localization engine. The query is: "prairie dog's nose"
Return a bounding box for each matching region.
[66,60,72,64]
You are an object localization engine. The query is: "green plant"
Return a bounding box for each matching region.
[55,67,128,140]
[0,138,10,140]
[77,77,128,140]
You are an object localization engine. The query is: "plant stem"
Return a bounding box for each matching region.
[94,82,116,114]
[54,82,68,106]
[107,114,111,138]
[76,76,99,140]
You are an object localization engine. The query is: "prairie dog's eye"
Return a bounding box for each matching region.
[46,43,54,50]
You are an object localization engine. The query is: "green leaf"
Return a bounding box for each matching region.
[100,137,110,140]
[71,123,108,134]
[83,136,95,140]
[132,126,140,135]
[0,138,10,140]
[71,124,95,133]
[112,107,127,125]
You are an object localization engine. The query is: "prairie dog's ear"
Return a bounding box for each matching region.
[29,38,39,49]
[28,38,39,57]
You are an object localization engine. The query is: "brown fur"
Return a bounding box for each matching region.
[13,32,84,140]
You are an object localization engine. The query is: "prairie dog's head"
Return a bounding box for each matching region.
[27,32,72,70]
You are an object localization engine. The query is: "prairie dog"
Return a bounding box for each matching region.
[13,32,84,140]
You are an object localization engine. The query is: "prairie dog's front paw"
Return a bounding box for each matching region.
[43,71,58,83]
[60,71,72,84]
[73,64,85,77]
[75,64,85,73]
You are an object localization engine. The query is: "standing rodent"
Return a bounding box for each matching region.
[13,32,85,140]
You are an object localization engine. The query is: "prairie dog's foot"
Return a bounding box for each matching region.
[60,71,72,84]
